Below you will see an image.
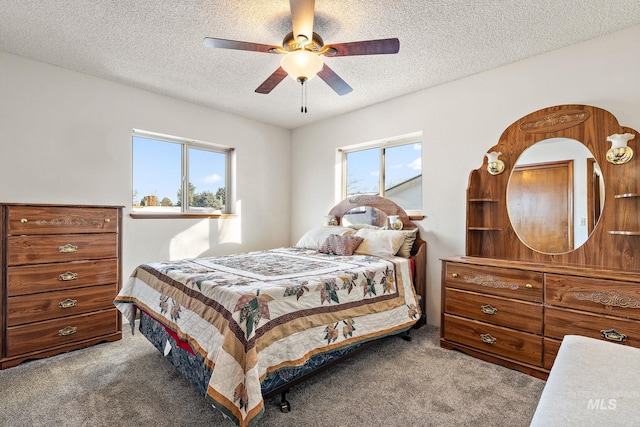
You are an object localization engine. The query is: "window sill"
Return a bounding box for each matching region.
[130,213,237,219]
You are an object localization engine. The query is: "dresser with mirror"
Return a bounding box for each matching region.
[440,104,640,379]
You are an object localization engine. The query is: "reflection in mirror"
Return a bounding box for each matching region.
[507,138,604,254]
[340,206,387,228]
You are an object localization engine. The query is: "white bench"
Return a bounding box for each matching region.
[530,335,640,426]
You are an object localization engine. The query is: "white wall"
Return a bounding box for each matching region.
[0,52,291,279]
[290,25,640,326]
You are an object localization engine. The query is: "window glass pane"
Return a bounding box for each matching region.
[385,142,422,210]
[187,147,226,212]
[346,147,379,196]
[132,136,181,212]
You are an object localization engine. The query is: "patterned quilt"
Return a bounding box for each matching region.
[114,247,420,426]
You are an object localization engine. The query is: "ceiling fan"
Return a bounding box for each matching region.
[203,0,399,111]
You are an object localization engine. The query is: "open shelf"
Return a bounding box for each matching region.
[608,230,640,236]
[614,193,640,199]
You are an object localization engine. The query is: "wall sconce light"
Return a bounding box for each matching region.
[606,133,635,164]
[486,151,505,175]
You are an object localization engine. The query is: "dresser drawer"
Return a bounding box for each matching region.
[443,314,543,366]
[543,337,562,370]
[6,309,119,357]
[7,233,117,265]
[444,262,542,302]
[7,205,118,235]
[7,284,117,326]
[7,259,117,296]
[545,306,640,347]
[546,274,640,320]
[445,288,543,334]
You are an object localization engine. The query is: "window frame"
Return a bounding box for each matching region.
[339,133,423,216]
[131,129,234,219]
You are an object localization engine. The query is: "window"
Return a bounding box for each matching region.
[132,130,232,216]
[342,135,422,212]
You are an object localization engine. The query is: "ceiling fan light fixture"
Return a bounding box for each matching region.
[280,50,324,81]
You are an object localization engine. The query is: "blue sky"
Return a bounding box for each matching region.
[346,142,422,194]
[132,136,225,203]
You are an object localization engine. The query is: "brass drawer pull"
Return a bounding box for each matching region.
[451,273,459,278]
[525,284,533,289]
[480,304,498,315]
[104,218,111,223]
[58,244,78,253]
[58,271,78,281]
[600,328,627,342]
[59,298,78,309]
[480,333,497,345]
[20,218,28,223]
[58,326,78,336]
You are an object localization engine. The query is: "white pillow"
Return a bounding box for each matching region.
[295,226,355,250]
[353,228,406,257]
[396,228,418,258]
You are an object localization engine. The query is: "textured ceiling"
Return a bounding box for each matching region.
[2,1,640,129]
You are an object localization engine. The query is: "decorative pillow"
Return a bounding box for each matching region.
[295,226,355,250]
[319,234,364,256]
[396,228,419,258]
[353,228,406,257]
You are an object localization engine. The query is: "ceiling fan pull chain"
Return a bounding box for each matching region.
[299,77,308,113]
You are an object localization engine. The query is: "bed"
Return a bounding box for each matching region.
[114,195,426,426]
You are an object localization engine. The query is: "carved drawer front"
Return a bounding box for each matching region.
[7,259,117,296]
[6,206,118,235]
[546,274,640,320]
[7,233,117,265]
[7,284,117,326]
[445,288,543,334]
[545,307,640,347]
[443,314,543,366]
[6,309,119,357]
[444,262,542,302]
[543,338,562,370]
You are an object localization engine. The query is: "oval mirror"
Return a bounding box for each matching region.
[506,138,604,254]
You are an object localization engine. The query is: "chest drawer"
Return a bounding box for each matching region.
[545,306,640,347]
[546,274,640,320]
[444,262,542,302]
[7,205,118,235]
[7,259,117,296]
[6,308,119,357]
[7,283,117,326]
[7,233,117,265]
[443,314,542,366]
[445,288,543,334]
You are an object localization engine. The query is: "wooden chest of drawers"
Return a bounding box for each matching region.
[1,204,122,369]
[441,257,640,379]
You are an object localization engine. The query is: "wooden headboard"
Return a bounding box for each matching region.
[328,195,427,324]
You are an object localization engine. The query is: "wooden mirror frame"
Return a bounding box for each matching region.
[466,104,640,271]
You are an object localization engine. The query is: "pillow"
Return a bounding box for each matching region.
[396,228,418,258]
[295,226,355,250]
[346,223,383,230]
[353,228,406,257]
[319,234,364,256]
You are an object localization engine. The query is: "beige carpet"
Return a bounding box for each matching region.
[0,324,544,426]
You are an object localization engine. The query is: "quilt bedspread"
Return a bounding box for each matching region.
[114,247,420,426]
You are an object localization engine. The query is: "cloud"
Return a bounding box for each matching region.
[202,173,222,184]
[408,157,422,170]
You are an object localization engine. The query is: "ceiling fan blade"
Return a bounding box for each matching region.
[317,64,353,96]
[322,38,400,57]
[255,67,289,94]
[203,37,279,53]
[290,0,315,43]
